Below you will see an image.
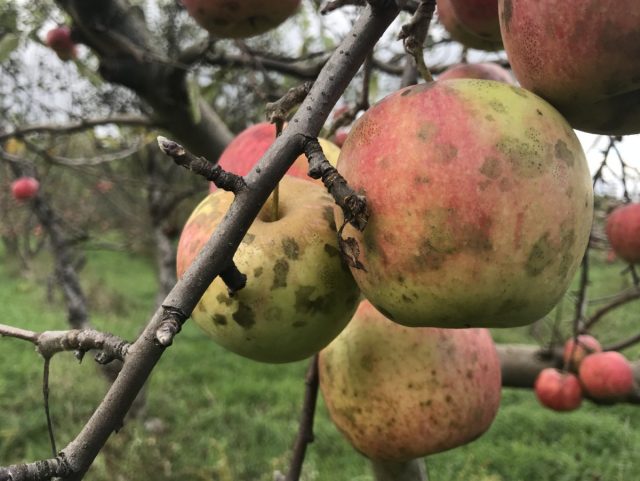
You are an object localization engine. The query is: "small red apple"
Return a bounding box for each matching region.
[605,203,640,264]
[95,180,114,194]
[579,352,635,400]
[182,0,300,38]
[210,123,339,192]
[332,128,349,148]
[11,177,40,201]
[534,368,582,411]
[438,63,513,84]
[45,26,77,61]
[563,335,602,371]
[437,0,503,51]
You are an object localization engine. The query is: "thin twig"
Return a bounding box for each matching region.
[43,358,57,458]
[397,0,436,82]
[581,287,640,332]
[603,331,640,352]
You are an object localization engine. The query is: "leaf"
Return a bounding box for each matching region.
[186,72,202,125]
[0,33,19,62]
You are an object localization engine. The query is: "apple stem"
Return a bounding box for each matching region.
[370,458,428,481]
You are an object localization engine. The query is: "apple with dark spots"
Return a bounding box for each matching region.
[437,0,503,51]
[45,26,77,61]
[605,203,640,264]
[579,352,635,400]
[498,0,640,135]
[438,62,513,84]
[182,0,300,38]
[563,335,602,371]
[176,176,359,363]
[210,122,340,192]
[335,79,593,328]
[319,300,501,461]
[11,177,40,201]
[534,368,582,411]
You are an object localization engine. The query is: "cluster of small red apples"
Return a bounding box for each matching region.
[536,336,635,411]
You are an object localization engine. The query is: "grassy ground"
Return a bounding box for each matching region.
[0,245,639,481]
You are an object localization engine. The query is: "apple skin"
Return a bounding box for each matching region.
[333,129,349,148]
[579,352,635,400]
[438,62,513,84]
[605,203,640,264]
[335,79,593,328]
[11,177,40,201]
[176,176,360,363]
[45,26,77,61]
[498,0,640,135]
[449,0,502,43]
[534,368,582,412]
[563,335,602,371]
[182,0,300,38]
[210,123,340,192]
[437,0,503,51]
[319,300,501,461]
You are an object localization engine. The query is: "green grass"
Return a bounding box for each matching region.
[1,246,639,480]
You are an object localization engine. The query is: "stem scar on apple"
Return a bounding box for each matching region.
[303,137,369,271]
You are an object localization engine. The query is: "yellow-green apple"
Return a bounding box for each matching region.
[579,352,635,400]
[563,335,602,371]
[11,177,40,201]
[45,26,77,61]
[534,368,582,411]
[335,79,593,328]
[605,203,640,264]
[210,122,340,192]
[438,62,513,84]
[182,0,300,38]
[177,176,359,363]
[498,0,640,135]
[437,0,503,51]
[319,300,501,461]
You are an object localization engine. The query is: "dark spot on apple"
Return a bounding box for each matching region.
[197,302,207,313]
[272,258,289,289]
[525,232,554,276]
[323,205,337,231]
[212,314,227,326]
[497,135,549,178]
[292,321,307,328]
[445,394,453,404]
[415,239,447,270]
[436,143,458,163]
[417,122,435,142]
[420,399,432,407]
[324,243,340,257]
[466,370,473,379]
[490,100,506,113]
[536,109,543,116]
[295,285,332,313]
[414,175,430,184]
[401,88,412,96]
[555,139,575,166]
[216,293,234,306]
[232,302,255,329]
[360,352,375,372]
[480,156,502,179]
[254,267,263,278]
[242,233,256,245]
[282,237,300,260]
[485,114,495,122]
[499,297,528,313]
[401,294,412,303]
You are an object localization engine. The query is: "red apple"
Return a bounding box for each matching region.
[579,352,635,400]
[335,79,593,328]
[182,0,300,38]
[176,176,359,363]
[605,203,640,264]
[437,0,503,51]
[319,300,501,461]
[333,128,349,148]
[449,0,502,43]
[95,180,114,194]
[498,0,640,135]
[438,62,513,84]
[563,335,602,371]
[210,123,339,192]
[534,368,582,411]
[11,177,40,201]
[45,26,77,61]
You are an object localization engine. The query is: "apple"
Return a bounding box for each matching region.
[335,79,593,328]
[319,300,501,461]
[182,0,300,38]
[210,122,340,192]
[438,62,513,84]
[333,128,349,148]
[45,26,77,61]
[498,0,640,135]
[563,335,602,371]
[579,352,635,400]
[449,0,502,44]
[11,177,40,201]
[437,0,503,51]
[176,176,360,363]
[534,368,582,411]
[605,203,640,264]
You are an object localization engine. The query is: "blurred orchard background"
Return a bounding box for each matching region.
[1,1,639,480]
